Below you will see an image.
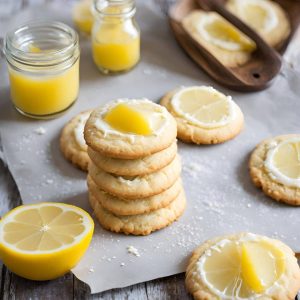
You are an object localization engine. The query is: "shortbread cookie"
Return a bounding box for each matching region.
[182,11,255,68]
[87,175,182,215]
[60,110,93,171]
[160,86,244,144]
[89,189,186,235]
[226,0,290,48]
[84,99,177,159]
[89,155,181,199]
[186,232,300,300]
[87,141,177,176]
[249,134,300,205]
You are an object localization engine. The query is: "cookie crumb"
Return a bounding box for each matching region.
[34,127,46,135]
[127,245,140,257]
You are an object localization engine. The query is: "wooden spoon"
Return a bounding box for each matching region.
[169,0,282,92]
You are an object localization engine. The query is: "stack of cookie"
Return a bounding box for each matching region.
[84,99,186,235]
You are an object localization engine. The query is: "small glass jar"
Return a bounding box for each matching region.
[4,21,80,119]
[92,0,140,74]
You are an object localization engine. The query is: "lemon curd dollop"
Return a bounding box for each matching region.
[104,103,152,135]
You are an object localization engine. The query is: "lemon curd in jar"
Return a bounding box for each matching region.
[92,0,140,74]
[4,22,80,119]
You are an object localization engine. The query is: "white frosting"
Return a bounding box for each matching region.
[93,99,169,143]
[196,233,285,299]
[197,14,246,51]
[264,138,300,188]
[234,0,278,32]
[170,86,236,129]
[73,112,91,150]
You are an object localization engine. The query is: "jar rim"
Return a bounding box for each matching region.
[4,21,79,67]
[93,0,136,18]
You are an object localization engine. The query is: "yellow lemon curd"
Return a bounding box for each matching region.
[73,0,93,35]
[8,59,79,117]
[92,25,140,72]
[104,103,152,135]
[0,202,94,281]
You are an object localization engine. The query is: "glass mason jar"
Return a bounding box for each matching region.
[4,21,80,119]
[92,0,140,74]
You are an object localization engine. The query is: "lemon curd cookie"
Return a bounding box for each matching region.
[226,0,290,48]
[249,134,300,205]
[160,86,244,144]
[84,99,177,159]
[87,141,177,176]
[89,189,186,235]
[89,155,181,199]
[60,110,93,171]
[186,232,300,300]
[182,11,256,67]
[87,175,182,216]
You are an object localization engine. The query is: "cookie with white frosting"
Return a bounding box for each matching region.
[249,134,300,205]
[226,0,290,48]
[84,99,177,159]
[182,11,256,67]
[88,155,181,199]
[89,188,186,235]
[60,110,93,171]
[186,232,300,299]
[160,86,244,144]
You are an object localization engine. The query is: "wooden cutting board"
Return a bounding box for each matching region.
[169,0,300,92]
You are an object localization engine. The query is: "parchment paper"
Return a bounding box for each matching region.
[0,1,300,294]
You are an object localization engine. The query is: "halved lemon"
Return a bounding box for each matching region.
[265,138,300,187]
[198,236,285,298]
[198,14,256,51]
[0,202,94,280]
[72,0,93,35]
[171,86,235,129]
[104,103,152,135]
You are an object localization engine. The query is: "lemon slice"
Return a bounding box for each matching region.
[171,86,235,129]
[265,138,300,188]
[72,0,93,35]
[197,14,256,51]
[0,202,94,280]
[104,103,152,135]
[241,241,285,293]
[197,236,285,298]
[227,0,278,33]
